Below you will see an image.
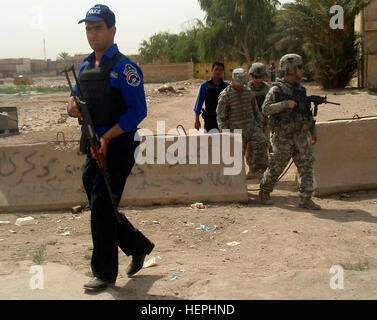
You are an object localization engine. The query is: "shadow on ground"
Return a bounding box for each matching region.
[85,275,184,300]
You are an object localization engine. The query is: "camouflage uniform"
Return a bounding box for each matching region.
[248,80,271,150]
[260,78,316,199]
[217,69,268,175]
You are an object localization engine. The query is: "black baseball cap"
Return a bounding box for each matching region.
[78,4,116,27]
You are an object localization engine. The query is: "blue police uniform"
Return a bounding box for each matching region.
[69,43,154,282]
[194,78,229,132]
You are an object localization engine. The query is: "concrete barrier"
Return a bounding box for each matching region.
[313,117,377,196]
[0,143,86,212]
[0,133,248,212]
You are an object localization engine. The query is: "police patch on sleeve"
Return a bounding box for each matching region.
[123,64,141,87]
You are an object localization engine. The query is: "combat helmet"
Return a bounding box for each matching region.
[249,62,267,76]
[232,68,248,86]
[279,54,303,76]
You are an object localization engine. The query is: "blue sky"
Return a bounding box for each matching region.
[0,0,292,60]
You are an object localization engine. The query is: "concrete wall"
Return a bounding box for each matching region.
[0,133,248,213]
[0,58,31,77]
[56,54,88,73]
[313,117,377,196]
[140,63,194,83]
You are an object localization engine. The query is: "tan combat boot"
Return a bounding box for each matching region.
[298,198,321,210]
[259,190,272,205]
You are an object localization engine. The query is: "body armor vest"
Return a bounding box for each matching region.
[269,82,312,133]
[224,86,256,130]
[249,81,270,112]
[204,79,228,113]
[79,52,128,127]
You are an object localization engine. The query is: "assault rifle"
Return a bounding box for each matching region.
[277,91,340,117]
[63,65,122,224]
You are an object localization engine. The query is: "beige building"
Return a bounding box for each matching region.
[56,54,88,72]
[355,0,377,89]
[0,58,31,77]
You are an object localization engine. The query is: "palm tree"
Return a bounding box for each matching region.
[270,0,372,89]
[198,0,279,66]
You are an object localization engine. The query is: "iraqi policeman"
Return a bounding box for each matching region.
[259,54,321,210]
[67,4,155,292]
[217,68,268,178]
[194,62,229,132]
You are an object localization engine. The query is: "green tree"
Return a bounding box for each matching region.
[138,32,179,64]
[138,24,204,64]
[271,0,372,89]
[171,28,202,63]
[197,0,280,66]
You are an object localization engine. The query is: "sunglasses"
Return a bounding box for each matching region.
[252,75,263,79]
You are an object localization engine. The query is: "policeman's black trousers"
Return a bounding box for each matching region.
[82,131,154,282]
[204,113,219,133]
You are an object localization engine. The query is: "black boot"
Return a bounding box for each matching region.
[126,243,155,277]
[83,277,115,292]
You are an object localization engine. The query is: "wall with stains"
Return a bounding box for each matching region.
[0,133,248,212]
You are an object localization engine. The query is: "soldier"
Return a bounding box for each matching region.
[248,63,272,168]
[269,62,276,82]
[217,68,268,179]
[259,54,321,210]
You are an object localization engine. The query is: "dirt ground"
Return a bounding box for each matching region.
[0,77,377,300]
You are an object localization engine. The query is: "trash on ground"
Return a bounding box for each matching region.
[190,202,205,209]
[219,249,227,252]
[0,221,11,225]
[144,256,162,268]
[60,231,71,236]
[71,205,83,214]
[200,224,217,231]
[9,230,17,234]
[184,222,195,227]
[158,85,176,93]
[15,217,35,226]
[226,241,240,247]
[242,230,249,234]
[0,239,4,242]
[152,221,160,224]
[170,273,178,281]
